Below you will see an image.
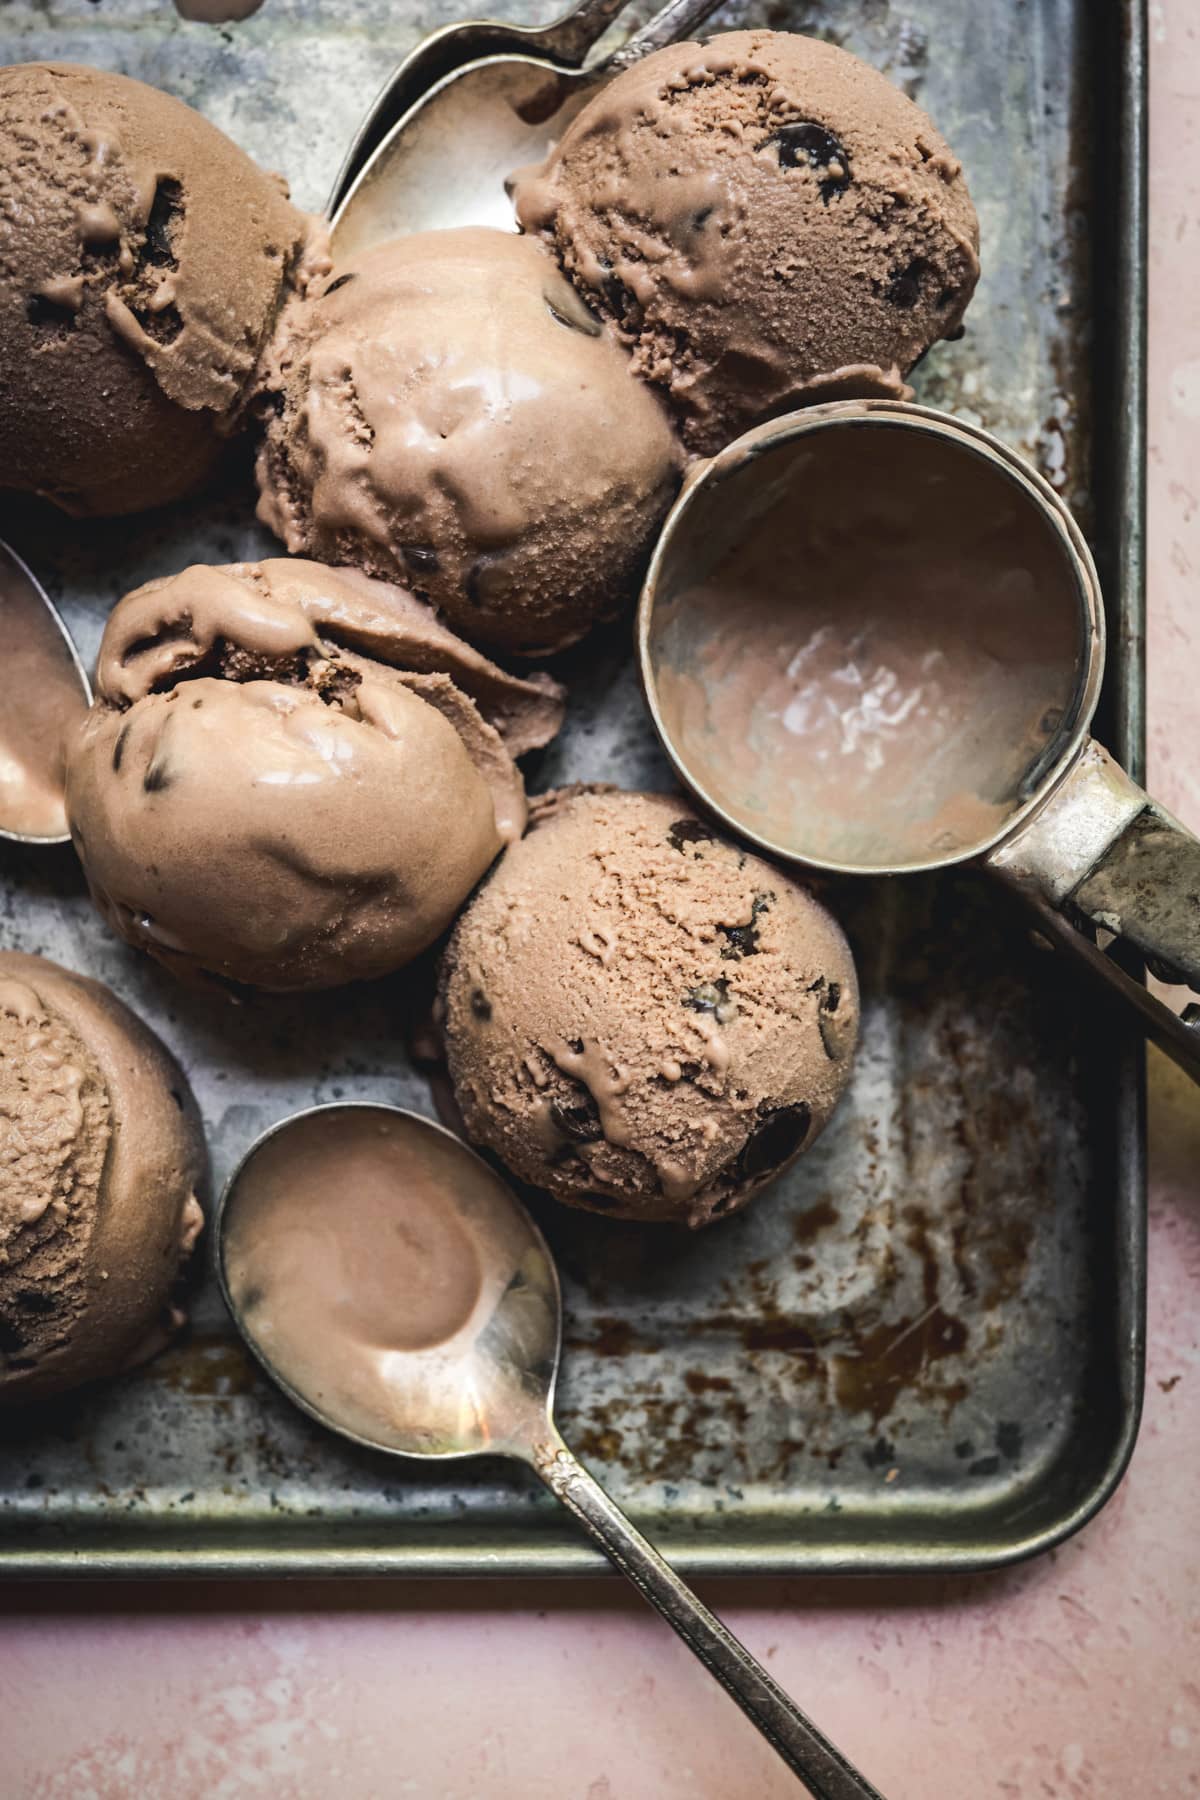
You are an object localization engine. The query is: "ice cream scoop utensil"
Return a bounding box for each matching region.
[639,400,1200,1081]
[0,540,90,846]
[329,0,725,251]
[218,1103,885,1800]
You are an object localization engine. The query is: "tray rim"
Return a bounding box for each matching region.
[0,0,1149,1581]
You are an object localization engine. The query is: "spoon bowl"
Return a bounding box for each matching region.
[327,0,632,215]
[331,55,595,255]
[219,1103,560,1461]
[330,0,725,254]
[0,539,91,847]
[217,1103,884,1800]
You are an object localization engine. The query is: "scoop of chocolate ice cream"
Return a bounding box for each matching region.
[0,62,327,516]
[0,952,205,1406]
[255,227,683,657]
[65,559,565,991]
[441,787,858,1226]
[515,31,979,455]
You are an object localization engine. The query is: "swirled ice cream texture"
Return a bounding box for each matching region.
[66,559,564,991]
[515,30,979,454]
[0,61,327,516]
[0,952,205,1405]
[254,227,683,656]
[441,787,858,1226]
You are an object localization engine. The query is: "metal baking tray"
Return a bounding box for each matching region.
[0,0,1146,1577]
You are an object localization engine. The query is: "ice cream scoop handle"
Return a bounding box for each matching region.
[988,738,1200,1081]
[529,1433,886,1799]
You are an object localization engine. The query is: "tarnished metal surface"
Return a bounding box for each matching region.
[0,0,1145,1575]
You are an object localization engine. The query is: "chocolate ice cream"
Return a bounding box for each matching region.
[255,227,683,657]
[515,31,980,455]
[66,559,565,991]
[441,788,858,1226]
[0,62,327,516]
[0,951,205,1405]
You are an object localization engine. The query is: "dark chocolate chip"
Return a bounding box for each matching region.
[822,982,841,1015]
[324,272,356,296]
[736,1102,812,1183]
[25,293,77,330]
[692,206,714,230]
[469,988,492,1022]
[13,1288,56,1315]
[465,551,505,609]
[550,1093,603,1143]
[772,122,851,201]
[401,543,440,576]
[132,300,184,345]
[718,894,771,960]
[667,818,716,853]
[143,178,183,267]
[142,760,172,794]
[684,977,731,1015]
[111,722,131,773]
[886,258,930,310]
[0,1315,28,1354]
[598,262,637,322]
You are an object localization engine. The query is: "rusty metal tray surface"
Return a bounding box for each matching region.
[0,0,1146,1576]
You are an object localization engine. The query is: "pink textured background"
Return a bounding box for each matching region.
[4,8,1200,1797]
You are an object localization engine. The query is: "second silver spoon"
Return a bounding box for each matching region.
[218,1102,885,1800]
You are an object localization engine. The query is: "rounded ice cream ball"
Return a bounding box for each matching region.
[255,227,684,657]
[65,559,565,991]
[515,31,980,455]
[0,62,327,517]
[0,952,206,1406]
[441,788,858,1226]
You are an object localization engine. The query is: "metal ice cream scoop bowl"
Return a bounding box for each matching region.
[639,400,1200,1081]
[218,1102,885,1800]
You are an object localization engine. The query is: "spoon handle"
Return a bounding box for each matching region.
[530,1434,885,1800]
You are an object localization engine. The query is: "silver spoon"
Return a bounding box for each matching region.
[0,539,91,847]
[329,0,631,209]
[217,1102,885,1800]
[330,0,725,254]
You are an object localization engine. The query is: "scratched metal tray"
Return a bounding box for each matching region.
[0,0,1146,1576]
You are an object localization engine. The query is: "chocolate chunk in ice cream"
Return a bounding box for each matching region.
[515,31,979,454]
[0,952,205,1406]
[254,227,683,657]
[0,62,328,516]
[65,559,564,991]
[441,787,858,1226]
